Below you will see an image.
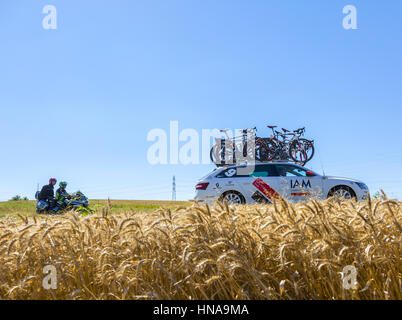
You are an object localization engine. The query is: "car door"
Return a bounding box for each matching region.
[237,164,281,203]
[273,164,323,202]
[213,167,244,197]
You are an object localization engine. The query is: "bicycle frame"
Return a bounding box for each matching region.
[265,126,309,162]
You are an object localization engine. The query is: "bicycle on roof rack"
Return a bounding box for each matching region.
[210,125,315,167]
[262,125,315,165]
[210,128,269,167]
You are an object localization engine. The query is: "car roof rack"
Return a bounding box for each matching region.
[213,159,304,168]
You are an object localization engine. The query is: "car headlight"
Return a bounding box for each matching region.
[355,182,368,190]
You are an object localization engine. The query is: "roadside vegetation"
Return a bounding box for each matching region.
[0,199,190,218]
[0,196,400,300]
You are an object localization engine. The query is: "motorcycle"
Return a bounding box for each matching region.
[36,191,94,215]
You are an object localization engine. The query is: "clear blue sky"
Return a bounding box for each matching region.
[0,0,401,201]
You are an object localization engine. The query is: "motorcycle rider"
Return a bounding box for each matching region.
[55,181,72,210]
[38,178,57,209]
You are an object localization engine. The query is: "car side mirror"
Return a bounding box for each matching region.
[306,171,316,177]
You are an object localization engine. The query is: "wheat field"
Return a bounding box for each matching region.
[0,197,400,300]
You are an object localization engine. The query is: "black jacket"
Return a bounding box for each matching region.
[38,184,54,201]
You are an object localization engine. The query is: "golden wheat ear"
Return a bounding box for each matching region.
[0,198,401,300]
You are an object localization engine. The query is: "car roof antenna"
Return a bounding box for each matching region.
[317,148,326,177]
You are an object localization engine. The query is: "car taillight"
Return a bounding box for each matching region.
[196,182,209,190]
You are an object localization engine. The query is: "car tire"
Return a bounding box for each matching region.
[328,185,356,200]
[219,191,246,205]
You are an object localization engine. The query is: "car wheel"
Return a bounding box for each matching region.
[220,191,245,205]
[328,186,356,200]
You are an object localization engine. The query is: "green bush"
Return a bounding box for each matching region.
[9,195,29,201]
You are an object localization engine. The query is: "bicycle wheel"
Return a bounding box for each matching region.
[242,140,258,161]
[210,142,235,166]
[259,138,277,161]
[289,139,315,164]
[210,144,223,165]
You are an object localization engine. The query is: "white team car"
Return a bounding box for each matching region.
[194,162,369,204]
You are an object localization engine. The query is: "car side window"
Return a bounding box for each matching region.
[216,168,238,178]
[275,165,307,177]
[216,167,250,178]
[216,165,277,178]
[249,165,278,177]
